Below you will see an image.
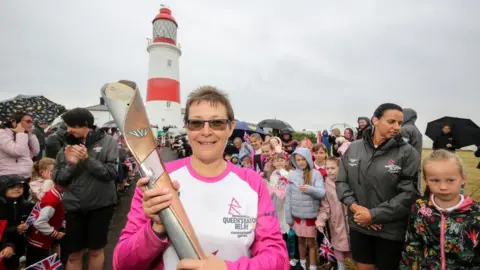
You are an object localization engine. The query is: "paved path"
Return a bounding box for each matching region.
[103,148,177,270]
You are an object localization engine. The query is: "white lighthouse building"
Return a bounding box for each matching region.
[145,7,182,129]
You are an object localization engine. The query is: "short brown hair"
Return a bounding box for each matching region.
[184,86,234,122]
[313,143,327,153]
[326,156,339,165]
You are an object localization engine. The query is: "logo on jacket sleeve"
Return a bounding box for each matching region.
[348,158,358,167]
[93,144,102,153]
[385,159,401,174]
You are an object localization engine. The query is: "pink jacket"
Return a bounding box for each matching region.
[0,129,40,178]
[113,159,289,270]
[315,176,350,252]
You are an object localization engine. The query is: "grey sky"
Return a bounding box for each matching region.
[1,1,479,135]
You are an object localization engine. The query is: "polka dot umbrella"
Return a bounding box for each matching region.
[0,94,66,124]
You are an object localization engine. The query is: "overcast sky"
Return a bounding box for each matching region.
[1,1,479,134]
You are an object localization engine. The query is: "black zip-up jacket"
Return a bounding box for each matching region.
[45,124,68,159]
[336,128,421,241]
[0,175,34,254]
[32,125,46,161]
[433,132,456,152]
[53,128,118,211]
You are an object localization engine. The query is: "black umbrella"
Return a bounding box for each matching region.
[426,116,480,149]
[258,119,294,132]
[0,94,65,123]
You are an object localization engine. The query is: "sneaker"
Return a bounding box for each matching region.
[290,259,299,266]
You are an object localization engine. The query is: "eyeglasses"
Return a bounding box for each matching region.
[185,119,231,131]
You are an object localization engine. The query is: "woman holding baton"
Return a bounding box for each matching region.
[113,86,288,270]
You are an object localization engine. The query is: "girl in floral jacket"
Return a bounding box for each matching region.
[400,150,480,270]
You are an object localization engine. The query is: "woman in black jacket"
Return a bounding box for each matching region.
[336,103,421,270]
[0,174,34,270]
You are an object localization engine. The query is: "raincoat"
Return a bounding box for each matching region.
[400,196,480,270]
[336,128,421,241]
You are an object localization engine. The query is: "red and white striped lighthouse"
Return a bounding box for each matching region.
[145,6,182,129]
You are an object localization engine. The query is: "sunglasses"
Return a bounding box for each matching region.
[185,119,231,131]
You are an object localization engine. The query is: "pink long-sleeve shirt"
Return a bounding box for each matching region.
[113,157,289,270]
[0,129,40,178]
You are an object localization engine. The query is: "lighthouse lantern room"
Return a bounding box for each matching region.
[146,6,183,129]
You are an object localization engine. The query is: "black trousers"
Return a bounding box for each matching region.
[26,244,50,267]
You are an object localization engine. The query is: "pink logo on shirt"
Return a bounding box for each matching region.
[228,197,241,215]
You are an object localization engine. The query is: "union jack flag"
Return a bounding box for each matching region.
[243,131,250,144]
[25,253,64,270]
[318,232,336,262]
[26,203,41,229]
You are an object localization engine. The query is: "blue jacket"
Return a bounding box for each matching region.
[286,147,325,225]
[321,129,331,148]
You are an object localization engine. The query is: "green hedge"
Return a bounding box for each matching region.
[292,131,317,143]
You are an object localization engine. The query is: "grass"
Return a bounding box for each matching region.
[344,150,479,270]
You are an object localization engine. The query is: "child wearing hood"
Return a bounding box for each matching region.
[320,130,332,156]
[400,150,480,270]
[286,148,326,270]
[240,154,252,169]
[281,131,298,155]
[229,154,240,166]
[356,117,371,140]
[0,174,34,270]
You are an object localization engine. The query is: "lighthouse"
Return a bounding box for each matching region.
[145,6,182,129]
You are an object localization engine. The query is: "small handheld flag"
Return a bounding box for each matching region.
[26,203,41,229]
[318,231,336,262]
[24,253,64,270]
[243,132,250,144]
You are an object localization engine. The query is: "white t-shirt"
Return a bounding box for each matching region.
[162,158,281,269]
[432,194,465,212]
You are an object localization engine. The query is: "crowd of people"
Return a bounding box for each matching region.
[0,108,135,269]
[113,85,480,270]
[0,83,479,270]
